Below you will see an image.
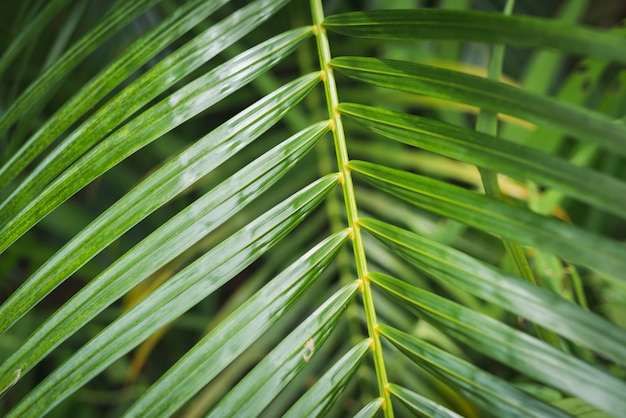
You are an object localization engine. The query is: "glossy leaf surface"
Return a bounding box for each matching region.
[349,160,626,281]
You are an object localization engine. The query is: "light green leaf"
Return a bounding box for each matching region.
[207,281,360,417]
[353,399,383,418]
[349,160,626,282]
[0,134,334,395]
[380,325,571,418]
[553,398,613,418]
[339,103,626,218]
[284,339,371,418]
[0,72,322,336]
[126,230,350,417]
[372,273,626,416]
[5,174,338,417]
[359,217,626,366]
[331,57,626,156]
[323,10,626,65]
[0,26,313,252]
[388,384,464,418]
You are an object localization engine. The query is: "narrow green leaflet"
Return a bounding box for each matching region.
[339,103,626,218]
[372,273,626,416]
[207,282,360,417]
[0,73,322,336]
[0,0,161,137]
[349,161,626,281]
[353,399,383,418]
[0,0,71,77]
[125,231,350,417]
[323,10,626,65]
[0,0,289,191]
[379,325,571,418]
[359,217,626,366]
[5,175,338,417]
[388,384,464,418]
[0,26,313,252]
[0,127,332,395]
[283,339,371,418]
[331,57,626,156]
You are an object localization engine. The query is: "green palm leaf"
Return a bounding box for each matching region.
[1,0,625,416]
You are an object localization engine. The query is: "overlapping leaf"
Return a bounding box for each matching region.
[359,217,626,366]
[380,326,570,418]
[349,160,626,281]
[324,9,626,65]
[372,273,626,416]
[5,174,338,417]
[207,282,359,417]
[0,73,322,336]
[331,57,626,156]
[125,230,351,417]
[0,0,289,190]
[0,123,331,394]
[340,103,626,218]
[0,26,313,251]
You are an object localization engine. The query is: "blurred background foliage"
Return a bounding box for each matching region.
[1,0,625,416]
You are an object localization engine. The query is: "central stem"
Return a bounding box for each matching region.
[310,1,393,416]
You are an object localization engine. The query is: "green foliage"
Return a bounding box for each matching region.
[1,0,625,416]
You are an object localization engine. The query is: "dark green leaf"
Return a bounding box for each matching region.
[331,57,626,156]
[372,273,626,416]
[339,103,626,218]
[359,217,626,366]
[349,161,626,282]
[324,10,626,65]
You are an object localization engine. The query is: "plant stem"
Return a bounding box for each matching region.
[476,0,562,349]
[310,1,393,415]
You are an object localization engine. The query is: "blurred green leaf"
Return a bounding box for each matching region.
[324,10,626,64]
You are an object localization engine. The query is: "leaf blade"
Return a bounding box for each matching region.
[324,10,626,65]
[207,282,360,417]
[349,160,626,282]
[0,26,314,252]
[339,102,626,218]
[359,217,626,366]
[372,273,626,416]
[126,230,351,417]
[0,72,322,336]
[0,125,332,394]
[331,57,626,156]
